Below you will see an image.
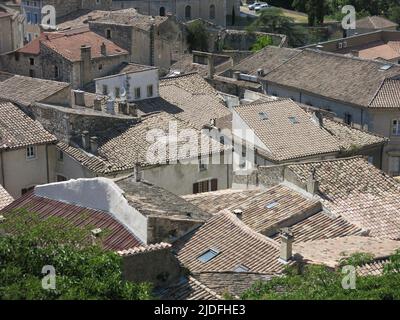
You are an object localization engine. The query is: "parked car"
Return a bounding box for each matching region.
[255,3,270,11]
[248,2,262,10]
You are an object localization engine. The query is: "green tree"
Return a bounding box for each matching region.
[250,35,274,52]
[242,251,400,300]
[0,210,152,300]
[388,5,400,26]
[248,8,308,47]
[186,20,209,52]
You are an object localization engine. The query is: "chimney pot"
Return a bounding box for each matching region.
[306,175,319,195]
[257,68,264,77]
[233,71,240,80]
[279,227,294,262]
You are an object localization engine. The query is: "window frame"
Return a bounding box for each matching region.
[26,145,37,160]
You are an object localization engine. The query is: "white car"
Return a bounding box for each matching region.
[248,2,262,10]
[255,3,270,11]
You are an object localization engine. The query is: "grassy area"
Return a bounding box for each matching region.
[279,8,308,23]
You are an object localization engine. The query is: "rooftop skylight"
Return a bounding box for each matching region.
[265,201,278,209]
[198,248,219,263]
[259,112,268,120]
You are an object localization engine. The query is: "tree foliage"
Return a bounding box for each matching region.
[0,210,152,300]
[242,251,400,300]
[248,8,308,47]
[251,35,274,52]
[186,20,209,52]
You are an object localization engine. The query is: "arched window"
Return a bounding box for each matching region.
[209,4,215,19]
[159,7,165,16]
[185,5,191,20]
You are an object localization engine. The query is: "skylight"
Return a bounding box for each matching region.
[288,116,299,124]
[380,64,392,71]
[259,112,268,120]
[234,265,250,272]
[265,201,278,209]
[198,248,219,263]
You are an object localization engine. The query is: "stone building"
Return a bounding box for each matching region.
[0,27,129,89]
[88,9,185,72]
[112,0,240,27]
[0,3,25,54]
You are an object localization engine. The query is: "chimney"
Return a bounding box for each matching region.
[208,54,215,79]
[90,136,98,154]
[80,45,91,61]
[233,71,240,80]
[314,111,324,127]
[257,68,265,77]
[279,228,294,262]
[74,89,85,106]
[100,42,106,56]
[93,97,102,111]
[118,101,128,115]
[80,45,92,86]
[350,50,359,57]
[233,209,243,220]
[128,103,138,117]
[306,170,319,195]
[81,131,90,150]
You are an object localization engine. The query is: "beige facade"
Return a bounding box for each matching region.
[0,144,53,198]
[0,6,25,54]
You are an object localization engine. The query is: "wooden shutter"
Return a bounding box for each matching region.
[211,179,218,191]
[193,182,199,194]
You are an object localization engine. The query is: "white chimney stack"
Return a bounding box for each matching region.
[279,228,294,262]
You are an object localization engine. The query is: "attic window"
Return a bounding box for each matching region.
[380,64,392,71]
[265,201,278,209]
[198,248,219,263]
[259,112,268,120]
[234,265,249,272]
[288,116,299,124]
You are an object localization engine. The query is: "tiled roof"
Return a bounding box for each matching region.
[0,191,143,251]
[356,42,400,60]
[294,236,400,268]
[183,184,322,236]
[40,29,128,62]
[369,78,400,108]
[59,112,228,174]
[234,100,340,161]
[56,9,109,30]
[270,211,362,243]
[117,242,171,256]
[357,258,389,276]
[115,176,210,220]
[114,62,157,74]
[0,101,56,150]
[264,49,400,107]
[0,185,13,210]
[157,276,222,300]
[356,16,398,30]
[0,72,70,107]
[192,272,272,297]
[173,210,287,274]
[134,73,232,129]
[232,46,301,76]
[286,157,400,239]
[319,116,387,150]
[91,8,168,31]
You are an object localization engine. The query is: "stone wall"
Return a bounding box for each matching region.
[222,31,287,51]
[121,247,182,289]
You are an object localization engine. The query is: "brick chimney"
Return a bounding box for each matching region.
[279,228,294,262]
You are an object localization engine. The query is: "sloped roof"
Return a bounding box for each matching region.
[287,157,400,239]
[356,16,398,30]
[0,191,143,251]
[234,100,340,162]
[369,78,400,108]
[0,72,70,107]
[0,101,56,150]
[173,210,288,274]
[264,49,400,107]
[294,236,400,268]
[0,185,13,210]
[134,73,231,130]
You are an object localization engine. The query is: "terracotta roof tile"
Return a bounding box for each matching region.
[0,185,13,210]
[0,101,56,150]
[357,258,389,276]
[356,16,398,30]
[369,78,400,108]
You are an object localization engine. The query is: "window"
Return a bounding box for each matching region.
[159,6,165,16]
[288,116,299,124]
[344,113,352,125]
[199,158,208,171]
[102,84,108,95]
[193,179,217,194]
[21,186,34,195]
[106,29,111,39]
[57,175,67,182]
[220,136,225,145]
[29,69,35,77]
[389,156,400,176]
[57,150,64,162]
[98,64,103,70]
[265,201,278,209]
[209,4,215,19]
[26,12,31,23]
[198,249,219,263]
[185,5,191,19]
[115,87,120,98]
[258,112,268,120]
[29,58,34,65]
[33,13,38,24]
[14,52,20,61]
[147,84,153,97]
[54,65,59,78]
[392,119,400,136]
[135,87,141,99]
[26,146,37,159]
